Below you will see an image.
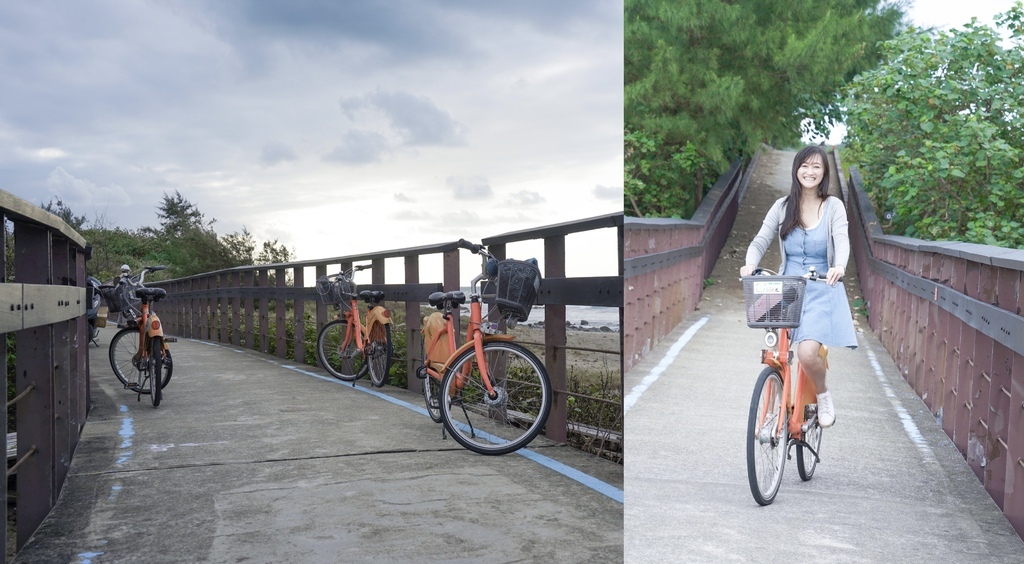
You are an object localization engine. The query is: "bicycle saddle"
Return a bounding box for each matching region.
[358,290,384,302]
[135,287,167,301]
[427,291,466,309]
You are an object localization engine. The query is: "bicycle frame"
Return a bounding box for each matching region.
[335,293,392,353]
[760,327,818,440]
[422,296,514,397]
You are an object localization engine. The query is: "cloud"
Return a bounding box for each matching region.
[394,192,414,203]
[46,166,132,207]
[323,129,390,164]
[593,184,622,200]
[447,176,492,200]
[259,141,298,167]
[507,191,545,206]
[340,89,466,147]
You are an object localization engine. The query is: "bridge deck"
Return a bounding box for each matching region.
[624,148,1024,561]
[15,337,623,562]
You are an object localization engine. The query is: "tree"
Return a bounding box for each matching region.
[625,0,906,218]
[42,198,88,230]
[222,227,257,265]
[153,190,209,238]
[843,2,1024,247]
[256,239,293,265]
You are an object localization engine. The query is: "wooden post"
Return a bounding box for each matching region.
[544,234,567,444]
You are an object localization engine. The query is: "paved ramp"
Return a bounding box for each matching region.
[624,148,1024,562]
[15,337,623,563]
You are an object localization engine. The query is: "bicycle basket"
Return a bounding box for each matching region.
[315,275,356,310]
[494,259,541,322]
[99,284,139,315]
[742,276,806,328]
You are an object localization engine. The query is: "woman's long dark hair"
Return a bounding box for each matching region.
[780,145,831,239]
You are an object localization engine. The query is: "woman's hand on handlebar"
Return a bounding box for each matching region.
[739,264,757,277]
[825,266,845,286]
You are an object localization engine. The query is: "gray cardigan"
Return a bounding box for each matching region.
[744,195,850,274]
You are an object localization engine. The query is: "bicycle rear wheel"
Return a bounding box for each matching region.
[423,375,443,423]
[149,337,163,407]
[747,367,788,505]
[439,341,551,455]
[316,319,366,381]
[109,327,141,389]
[365,322,393,388]
[797,413,822,481]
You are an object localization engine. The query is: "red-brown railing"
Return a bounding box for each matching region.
[623,155,756,372]
[838,149,1024,538]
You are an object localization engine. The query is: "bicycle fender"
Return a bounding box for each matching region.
[146,312,166,339]
[364,307,392,327]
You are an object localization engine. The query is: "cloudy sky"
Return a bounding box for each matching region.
[1,1,623,280]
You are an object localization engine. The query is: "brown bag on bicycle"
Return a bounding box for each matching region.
[422,312,451,370]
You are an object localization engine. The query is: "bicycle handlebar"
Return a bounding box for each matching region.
[745,267,841,283]
[457,238,486,255]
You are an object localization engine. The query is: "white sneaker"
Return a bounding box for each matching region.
[817,391,835,428]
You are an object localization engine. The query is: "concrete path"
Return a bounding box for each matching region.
[15,336,623,563]
[624,147,1024,563]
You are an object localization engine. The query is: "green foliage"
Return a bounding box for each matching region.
[843,2,1024,247]
[37,191,294,281]
[625,0,905,218]
[852,297,869,319]
[625,129,714,217]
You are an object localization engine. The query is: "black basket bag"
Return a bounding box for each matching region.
[493,260,542,322]
[316,275,357,311]
[99,284,138,315]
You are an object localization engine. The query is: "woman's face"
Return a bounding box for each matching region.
[797,154,825,191]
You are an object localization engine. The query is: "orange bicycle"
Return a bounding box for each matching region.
[315,264,393,387]
[415,239,551,455]
[102,265,174,407]
[743,267,827,505]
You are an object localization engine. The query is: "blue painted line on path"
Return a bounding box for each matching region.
[280,363,623,503]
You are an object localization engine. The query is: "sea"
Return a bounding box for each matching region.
[456,287,620,331]
[523,304,620,331]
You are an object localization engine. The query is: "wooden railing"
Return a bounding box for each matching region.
[623,155,756,372]
[1,190,92,554]
[155,213,624,458]
[838,149,1024,538]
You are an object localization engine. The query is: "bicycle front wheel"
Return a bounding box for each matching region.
[109,327,141,388]
[797,412,822,481]
[316,319,366,381]
[747,367,788,505]
[365,322,393,388]
[439,341,552,455]
[149,337,164,407]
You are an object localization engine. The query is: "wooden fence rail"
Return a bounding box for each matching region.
[1,190,92,554]
[155,213,624,456]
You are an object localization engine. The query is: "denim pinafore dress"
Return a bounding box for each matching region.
[782,199,858,349]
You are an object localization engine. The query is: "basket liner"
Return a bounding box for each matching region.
[316,275,356,309]
[494,259,541,322]
[742,276,806,328]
